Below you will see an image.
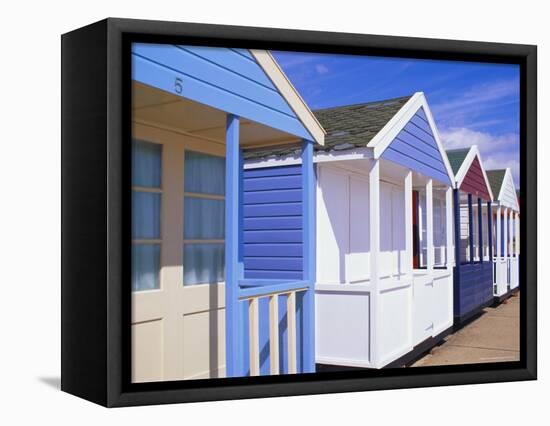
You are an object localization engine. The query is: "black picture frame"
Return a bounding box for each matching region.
[61,17,537,407]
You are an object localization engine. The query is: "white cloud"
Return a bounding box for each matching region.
[315,64,329,75]
[440,127,520,185]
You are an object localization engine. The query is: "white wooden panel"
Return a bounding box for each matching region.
[379,182,393,275]
[432,273,453,334]
[317,166,349,284]
[378,282,412,364]
[315,290,371,365]
[348,175,370,282]
[268,295,280,375]
[412,273,434,344]
[132,320,164,382]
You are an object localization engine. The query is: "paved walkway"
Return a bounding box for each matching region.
[412,293,520,367]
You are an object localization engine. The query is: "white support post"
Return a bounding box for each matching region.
[516,213,520,256]
[404,171,413,278]
[446,187,453,269]
[268,295,279,375]
[496,206,502,258]
[248,298,260,376]
[502,209,508,258]
[369,159,380,367]
[426,179,434,273]
[287,292,297,374]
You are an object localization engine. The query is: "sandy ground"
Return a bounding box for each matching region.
[412,293,520,366]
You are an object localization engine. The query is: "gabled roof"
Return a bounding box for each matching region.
[244,95,410,159]
[245,92,455,187]
[486,168,519,211]
[486,169,507,198]
[446,148,470,175]
[132,44,325,146]
[447,145,494,201]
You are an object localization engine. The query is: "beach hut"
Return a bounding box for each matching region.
[446,146,494,324]
[246,92,456,368]
[130,44,324,382]
[486,169,520,300]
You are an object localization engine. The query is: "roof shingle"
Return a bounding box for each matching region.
[244,95,412,159]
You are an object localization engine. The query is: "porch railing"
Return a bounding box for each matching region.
[239,280,308,376]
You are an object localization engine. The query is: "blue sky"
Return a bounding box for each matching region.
[272,51,520,186]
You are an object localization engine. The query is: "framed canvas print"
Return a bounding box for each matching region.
[61,18,537,407]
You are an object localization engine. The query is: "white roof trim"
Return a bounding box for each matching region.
[454,145,494,201]
[496,168,520,211]
[250,50,325,146]
[368,92,456,187]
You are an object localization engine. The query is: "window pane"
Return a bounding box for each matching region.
[184,150,225,195]
[184,197,225,239]
[433,197,447,267]
[184,243,225,285]
[132,191,161,239]
[132,244,160,291]
[132,139,162,188]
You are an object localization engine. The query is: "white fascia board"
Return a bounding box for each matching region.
[243,146,374,169]
[250,50,326,146]
[368,92,456,188]
[455,145,494,201]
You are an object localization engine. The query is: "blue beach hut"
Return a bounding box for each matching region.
[130,44,325,382]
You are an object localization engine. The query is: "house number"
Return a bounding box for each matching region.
[174,77,183,94]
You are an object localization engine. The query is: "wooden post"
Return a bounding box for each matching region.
[478,198,483,263]
[225,114,243,377]
[446,187,453,269]
[487,201,493,262]
[502,209,508,259]
[468,193,474,263]
[301,140,315,373]
[515,212,520,257]
[369,159,380,367]
[287,292,297,374]
[426,179,434,273]
[248,298,260,376]
[405,171,413,277]
[496,206,502,258]
[268,295,279,375]
[508,208,513,258]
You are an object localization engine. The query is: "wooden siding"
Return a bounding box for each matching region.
[381,107,451,185]
[459,157,491,201]
[453,262,493,319]
[132,43,314,141]
[243,165,304,280]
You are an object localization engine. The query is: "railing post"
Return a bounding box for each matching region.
[301,139,315,373]
[487,201,493,262]
[478,198,483,263]
[496,206,502,258]
[453,188,461,314]
[225,114,243,377]
[468,193,474,263]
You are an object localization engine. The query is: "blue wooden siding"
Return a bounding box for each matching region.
[132,43,314,141]
[453,262,493,319]
[243,165,304,280]
[381,107,451,185]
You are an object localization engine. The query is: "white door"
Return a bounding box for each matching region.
[131,122,227,383]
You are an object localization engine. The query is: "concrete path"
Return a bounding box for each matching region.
[412,293,520,367]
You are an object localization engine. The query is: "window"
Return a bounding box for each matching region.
[183,150,226,285]
[132,140,162,291]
